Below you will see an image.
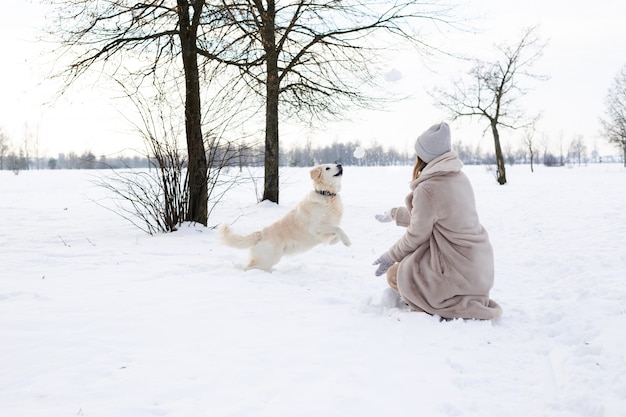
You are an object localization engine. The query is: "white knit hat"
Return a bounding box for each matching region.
[415,122,451,163]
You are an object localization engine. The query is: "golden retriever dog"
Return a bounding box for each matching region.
[219,163,351,271]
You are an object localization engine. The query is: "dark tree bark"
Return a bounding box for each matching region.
[259,0,280,202]
[178,0,209,224]
[490,120,506,184]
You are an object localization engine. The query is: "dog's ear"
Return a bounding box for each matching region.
[310,166,322,179]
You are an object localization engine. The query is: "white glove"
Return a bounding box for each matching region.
[373,252,394,276]
[375,208,395,223]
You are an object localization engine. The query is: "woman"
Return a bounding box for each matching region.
[373,122,502,320]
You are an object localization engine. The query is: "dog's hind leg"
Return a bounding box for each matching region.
[245,242,282,272]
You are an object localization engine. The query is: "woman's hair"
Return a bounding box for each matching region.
[411,156,428,181]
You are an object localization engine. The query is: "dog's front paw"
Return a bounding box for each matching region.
[342,236,352,247]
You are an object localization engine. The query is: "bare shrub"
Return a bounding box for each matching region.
[93,79,257,234]
[95,135,253,235]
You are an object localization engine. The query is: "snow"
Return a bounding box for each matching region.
[353,146,365,159]
[1,163,625,417]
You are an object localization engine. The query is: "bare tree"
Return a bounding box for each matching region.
[20,126,32,171]
[522,127,538,172]
[0,129,9,170]
[23,124,44,170]
[431,26,547,184]
[47,0,211,224]
[96,81,251,234]
[568,135,587,166]
[7,146,28,175]
[600,64,626,166]
[197,0,454,202]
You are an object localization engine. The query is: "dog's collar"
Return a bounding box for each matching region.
[315,189,337,197]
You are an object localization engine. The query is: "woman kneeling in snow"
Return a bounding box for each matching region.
[373,122,502,320]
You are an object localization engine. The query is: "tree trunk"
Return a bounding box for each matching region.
[263,59,280,203]
[261,1,280,203]
[491,121,507,185]
[178,0,208,225]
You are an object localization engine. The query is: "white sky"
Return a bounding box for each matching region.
[1,0,625,157]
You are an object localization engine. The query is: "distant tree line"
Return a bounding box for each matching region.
[0,150,154,171]
[1,136,621,173]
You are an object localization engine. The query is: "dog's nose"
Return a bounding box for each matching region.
[334,163,343,176]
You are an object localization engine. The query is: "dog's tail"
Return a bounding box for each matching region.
[218,223,262,249]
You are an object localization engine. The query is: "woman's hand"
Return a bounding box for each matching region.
[374,208,396,223]
[373,252,394,276]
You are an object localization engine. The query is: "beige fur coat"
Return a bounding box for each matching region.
[388,152,502,320]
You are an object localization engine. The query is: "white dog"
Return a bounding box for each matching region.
[219,163,351,271]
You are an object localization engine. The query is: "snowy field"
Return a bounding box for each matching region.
[1,162,625,417]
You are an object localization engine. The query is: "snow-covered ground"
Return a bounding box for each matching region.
[2,163,625,417]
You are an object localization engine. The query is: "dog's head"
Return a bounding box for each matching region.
[310,163,343,194]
